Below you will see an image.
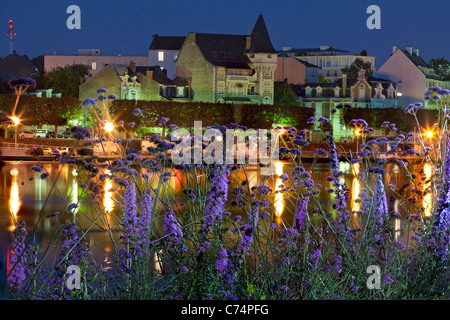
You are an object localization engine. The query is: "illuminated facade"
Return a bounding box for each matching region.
[175,14,278,105]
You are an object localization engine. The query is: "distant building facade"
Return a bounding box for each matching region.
[79,62,189,103]
[274,55,320,84]
[290,71,398,139]
[279,46,376,82]
[377,45,450,108]
[44,49,148,76]
[148,35,185,80]
[175,14,278,105]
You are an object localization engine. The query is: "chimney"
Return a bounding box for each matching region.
[146,70,153,79]
[392,45,397,54]
[406,46,413,55]
[414,48,419,56]
[152,34,158,38]
[129,61,136,73]
[187,79,191,98]
[245,36,251,51]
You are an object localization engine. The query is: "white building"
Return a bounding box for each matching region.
[148,35,185,80]
[377,45,450,108]
[279,46,376,82]
[44,49,148,76]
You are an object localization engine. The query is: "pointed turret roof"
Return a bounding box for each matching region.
[246,14,277,54]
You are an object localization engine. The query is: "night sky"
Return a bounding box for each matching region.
[1,0,449,68]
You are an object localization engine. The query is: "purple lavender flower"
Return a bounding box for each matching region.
[8,220,27,293]
[216,248,228,272]
[82,98,97,106]
[307,116,316,124]
[164,206,184,250]
[318,116,330,123]
[30,165,42,173]
[71,126,91,140]
[96,88,108,94]
[138,188,154,250]
[67,203,78,211]
[294,198,308,231]
[158,117,170,125]
[314,148,326,156]
[202,165,230,233]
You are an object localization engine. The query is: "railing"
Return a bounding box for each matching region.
[0,142,66,150]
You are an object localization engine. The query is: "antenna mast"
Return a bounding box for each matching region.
[7,19,16,54]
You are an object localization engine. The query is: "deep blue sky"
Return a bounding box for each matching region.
[1,0,449,69]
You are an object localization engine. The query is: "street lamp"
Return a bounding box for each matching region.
[103,121,114,156]
[10,116,20,150]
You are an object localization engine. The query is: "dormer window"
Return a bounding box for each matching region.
[334,86,340,97]
[221,51,227,58]
[212,51,218,57]
[305,86,312,97]
[316,87,323,97]
[228,52,234,58]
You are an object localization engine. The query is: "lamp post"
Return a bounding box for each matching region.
[10,116,20,150]
[354,128,361,155]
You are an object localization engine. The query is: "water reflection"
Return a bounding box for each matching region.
[422,163,433,217]
[9,168,20,230]
[103,169,113,214]
[70,169,79,214]
[351,163,361,213]
[274,161,284,217]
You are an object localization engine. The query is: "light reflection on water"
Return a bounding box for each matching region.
[0,159,430,262]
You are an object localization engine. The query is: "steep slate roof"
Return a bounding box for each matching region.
[400,49,442,80]
[149,35,186,50]
[295,59,321,69]
[192,14,276,69]
[281,47,350,55]
[400,49,431,68]
[194,33,252,69]
[245,14,277,54]
[108,64,186,86]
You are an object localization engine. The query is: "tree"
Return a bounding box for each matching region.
[274,82,298,106]
[360,49,368,56]
[38,64,90,98]
[341,58,373,78]
[429,57,450,81]
[319,75,332,83]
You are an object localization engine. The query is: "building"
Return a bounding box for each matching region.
[274,55,320,84]
[44,49,148,76]
[0,51,40,85]
[79,62,189,103]
[290,71,398,140]
[175,14,278,105]
[377,45,450,108]
[279,46,376,82]
[148,35,186,80]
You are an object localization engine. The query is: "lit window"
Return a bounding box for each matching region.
[217,81,225,94]
[177,87,184,97]
[91,62,97,71]
[263,80,271,93]
[217,68,225,78]
[158,51,164,62]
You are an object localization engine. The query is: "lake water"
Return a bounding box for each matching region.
[0,158,427,267]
